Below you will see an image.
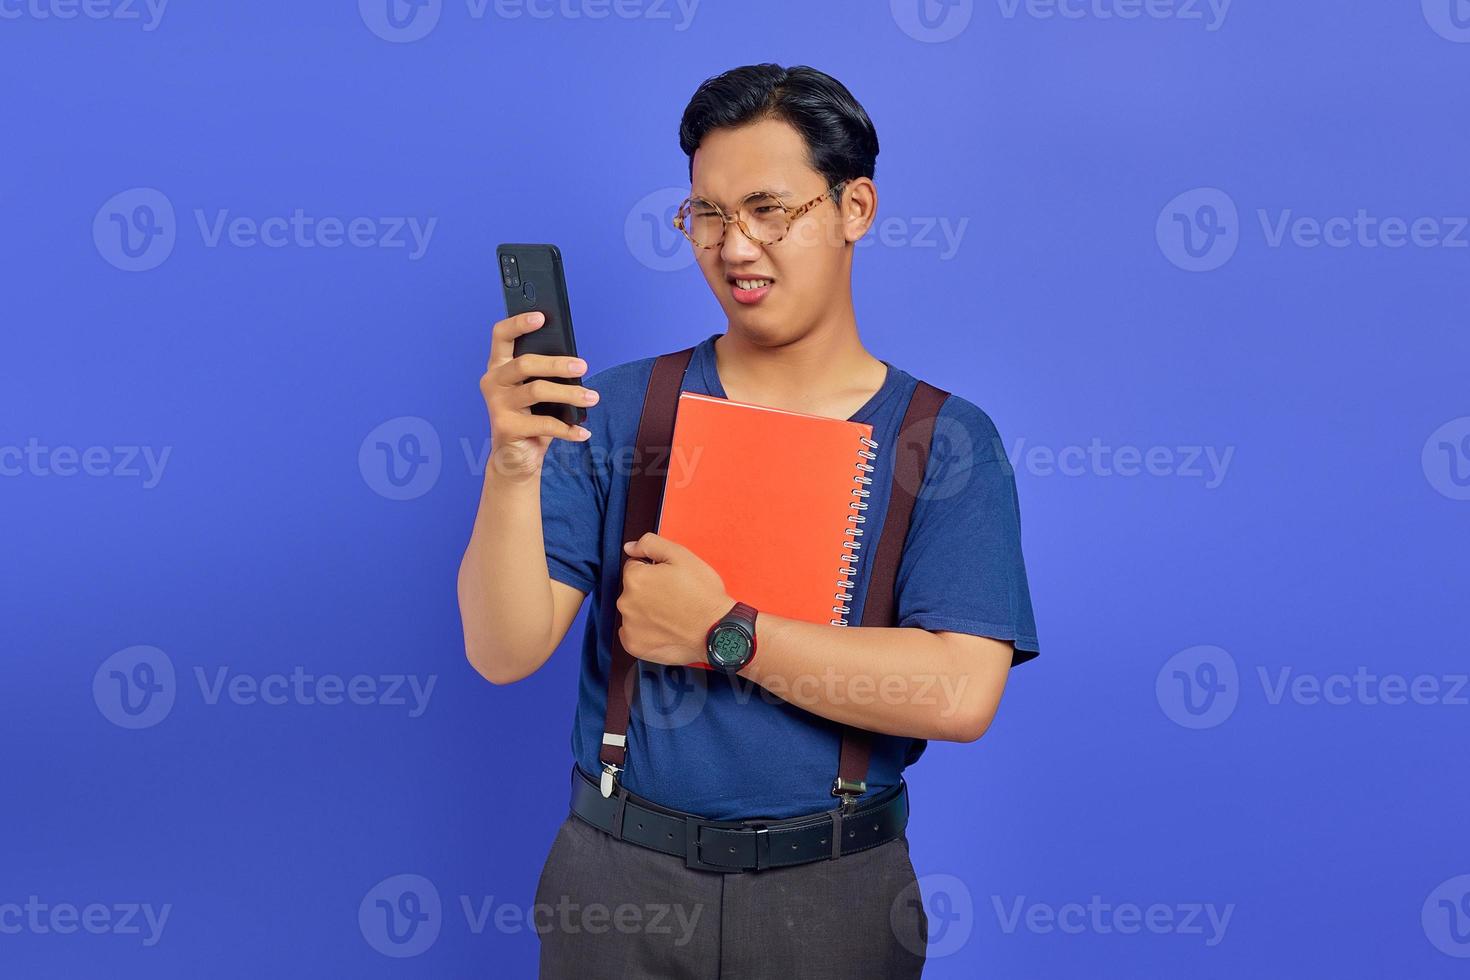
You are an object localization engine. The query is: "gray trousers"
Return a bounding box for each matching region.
[533,810,929,979]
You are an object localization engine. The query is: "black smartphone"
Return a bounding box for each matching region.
[497,242,585,427]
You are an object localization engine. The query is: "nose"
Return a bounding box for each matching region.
[719,219,763,264]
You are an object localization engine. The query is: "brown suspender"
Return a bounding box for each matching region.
[597,346,951,814]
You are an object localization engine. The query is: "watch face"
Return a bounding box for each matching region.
[709,625,751,667]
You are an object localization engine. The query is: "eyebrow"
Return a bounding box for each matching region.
[692,187,795,207]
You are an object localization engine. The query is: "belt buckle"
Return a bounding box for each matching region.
[684,819,748,873]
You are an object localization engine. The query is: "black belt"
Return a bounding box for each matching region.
[567,762,909,873]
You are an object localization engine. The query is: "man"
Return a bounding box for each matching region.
[458,63,1039,978]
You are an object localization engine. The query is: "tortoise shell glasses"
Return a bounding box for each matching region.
[672,180,850,249]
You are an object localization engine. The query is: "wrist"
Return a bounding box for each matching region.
[705,598,758,674]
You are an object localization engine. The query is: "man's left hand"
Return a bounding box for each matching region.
[617,532,734,667]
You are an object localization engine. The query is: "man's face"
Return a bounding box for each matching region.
[686,117,858,346]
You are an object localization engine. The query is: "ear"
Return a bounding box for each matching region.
[840,177,878,245]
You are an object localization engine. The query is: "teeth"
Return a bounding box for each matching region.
[735,278,771,290]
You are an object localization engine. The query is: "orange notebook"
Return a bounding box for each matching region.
[656,391,878,667]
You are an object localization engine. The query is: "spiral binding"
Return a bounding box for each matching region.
[831,435,879,625]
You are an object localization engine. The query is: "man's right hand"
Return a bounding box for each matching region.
[480,311,599,482]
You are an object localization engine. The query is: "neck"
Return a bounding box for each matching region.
[713,312,886,419]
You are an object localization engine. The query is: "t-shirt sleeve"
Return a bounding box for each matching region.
[894,398,1040,666]
[537,412,605,597]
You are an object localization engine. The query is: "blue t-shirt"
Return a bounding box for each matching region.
[538,331,1040,820]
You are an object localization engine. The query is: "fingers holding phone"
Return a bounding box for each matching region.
[481,311,595,481]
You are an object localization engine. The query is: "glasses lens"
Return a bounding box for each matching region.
[740,194,789,244]
[682,198,725,247]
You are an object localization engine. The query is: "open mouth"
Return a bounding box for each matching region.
[729,276,774,305]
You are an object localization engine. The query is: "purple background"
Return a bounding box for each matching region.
[3,0,1468,976]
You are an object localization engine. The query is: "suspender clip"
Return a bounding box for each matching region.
[600,763,622,799]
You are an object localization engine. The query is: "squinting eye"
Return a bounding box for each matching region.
[751,206,783,216]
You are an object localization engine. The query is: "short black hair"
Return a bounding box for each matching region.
[678,64,879,199]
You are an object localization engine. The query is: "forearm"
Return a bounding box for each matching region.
[735,614,1011,743]
[457,469,555,684]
